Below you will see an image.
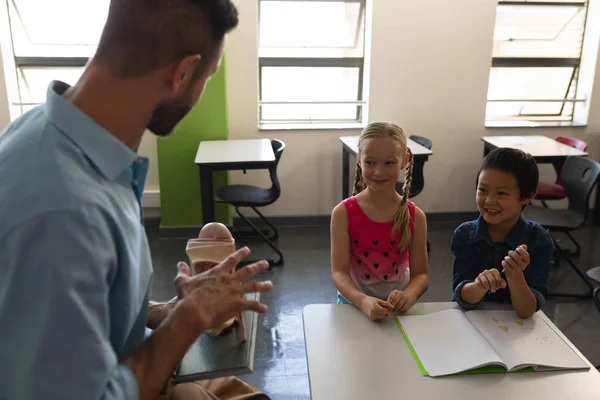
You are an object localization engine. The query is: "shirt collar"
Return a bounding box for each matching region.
[470,214,528,248]
[44,81,138,181]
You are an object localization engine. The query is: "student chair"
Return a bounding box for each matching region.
[213,139,285,267]
[522,156,600,298]
[595,287,600,313]
[396,135,433,253]
[536,136,588,206]
[395,135,432,199]
[536,137,588,257]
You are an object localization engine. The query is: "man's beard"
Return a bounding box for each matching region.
[147,86,194,137]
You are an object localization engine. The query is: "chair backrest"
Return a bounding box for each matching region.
[561,156,600,219]
[409,135,433,150]
[406,135,432,197]
[268,139,285,198]
[552,136,588,183]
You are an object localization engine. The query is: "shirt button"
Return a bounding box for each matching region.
[132,179,138,186]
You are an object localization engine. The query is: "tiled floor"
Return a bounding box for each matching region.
[147,219,600,400]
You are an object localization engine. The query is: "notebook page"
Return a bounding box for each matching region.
[398,309,503,377]
[465,310,588,372]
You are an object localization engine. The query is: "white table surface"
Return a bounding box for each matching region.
[340,135,433,156]
[195,139,275,165]
[303,303,600,400]
[482,135,589,158]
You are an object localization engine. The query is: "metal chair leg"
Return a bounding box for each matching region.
[562,232,581,257]
[547,241,593,299]
[236,207,283,267]
[594,287,600,312]
[252,207,279,240]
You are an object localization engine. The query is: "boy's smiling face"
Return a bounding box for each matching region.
[477,168,534,228]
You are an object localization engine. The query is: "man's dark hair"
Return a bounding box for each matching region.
[477,147,539,200]
[94,0,238,77]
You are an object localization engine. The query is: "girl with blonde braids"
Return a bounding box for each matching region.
[331,121,430,320]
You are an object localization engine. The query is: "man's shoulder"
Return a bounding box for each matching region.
[0,108,115,236]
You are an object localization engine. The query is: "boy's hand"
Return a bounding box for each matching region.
[387,290,416,312]
[502,245,530,277]
[360,296,395,321]
[475,269,507,293]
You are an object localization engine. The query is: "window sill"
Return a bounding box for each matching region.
[485,120,587,128]
[258,122,365,131]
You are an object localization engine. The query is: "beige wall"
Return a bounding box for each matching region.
[226,0,600,217]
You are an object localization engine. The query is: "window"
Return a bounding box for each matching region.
[485,0,589,124]
[2,0,108,117]
[258,0,367,127]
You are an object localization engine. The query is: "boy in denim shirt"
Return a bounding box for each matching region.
[452,148,554,318]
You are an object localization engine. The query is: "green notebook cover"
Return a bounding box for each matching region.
[395,315,534,377]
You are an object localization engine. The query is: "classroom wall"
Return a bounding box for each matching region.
[225,0,600,217]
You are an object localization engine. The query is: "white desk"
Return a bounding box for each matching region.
[303,303,600,400]
[195,139,275,165]
[339,136,433,199]
[340,135,434,157]
[481,135,588,162]
[195,139,275,224]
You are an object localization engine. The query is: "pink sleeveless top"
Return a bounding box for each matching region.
[342,196,416,302]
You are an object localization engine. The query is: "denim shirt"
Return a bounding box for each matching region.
[451,215,554,311]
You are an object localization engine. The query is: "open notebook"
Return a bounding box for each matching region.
[396,309,589,377]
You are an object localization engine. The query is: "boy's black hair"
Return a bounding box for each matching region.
[477,147,539,200]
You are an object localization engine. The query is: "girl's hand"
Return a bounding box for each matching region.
[475,269,507,293]
[387,290,416,312]
[360,296,395,321]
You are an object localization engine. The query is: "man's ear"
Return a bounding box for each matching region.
[167,54,202,96]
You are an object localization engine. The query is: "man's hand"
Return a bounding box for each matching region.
[475,269,507,293]
[387,290,416,312]
[147,297,178,330]
[174,247,273,334]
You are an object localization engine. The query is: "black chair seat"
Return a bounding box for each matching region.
[214,184,276,207]
[522,205,583,231]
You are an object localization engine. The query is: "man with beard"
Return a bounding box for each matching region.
[0,1,273,399]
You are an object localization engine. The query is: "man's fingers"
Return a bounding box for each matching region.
[242,280,274,294]
[235,260,270,281]
[500,278,507,289]
[214,247,251,275]
[175,262,191,283]
[241,300,269,314]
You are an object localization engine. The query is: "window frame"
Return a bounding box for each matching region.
[4,0,93,115]
[486,0,589,123]
[257,0,368,127]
